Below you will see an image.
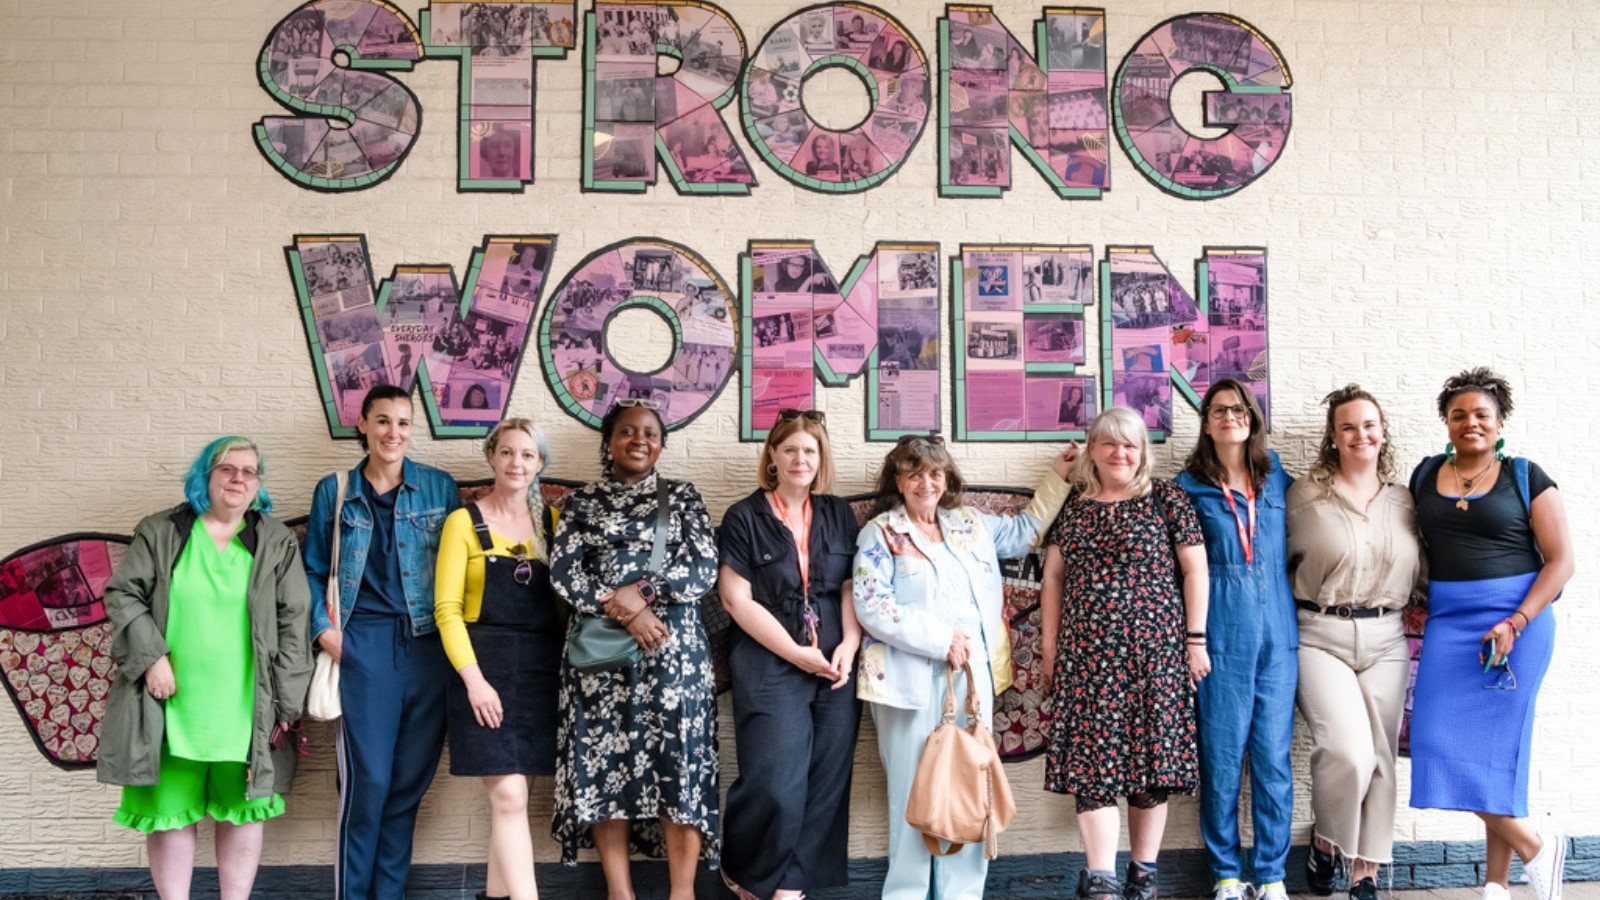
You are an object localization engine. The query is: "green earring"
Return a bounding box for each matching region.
[1495,437,1506,460]
[1445,442,1456,459]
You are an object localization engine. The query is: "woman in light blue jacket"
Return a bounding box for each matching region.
[853,434,1071,900]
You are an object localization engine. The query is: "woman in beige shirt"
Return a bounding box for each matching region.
[1286,385,1425,900]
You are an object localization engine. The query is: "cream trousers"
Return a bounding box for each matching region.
[1294,608,1410,864]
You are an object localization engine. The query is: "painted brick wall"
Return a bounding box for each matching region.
[2,0,1597,876]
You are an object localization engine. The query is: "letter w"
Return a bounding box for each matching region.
[286,234,557,438]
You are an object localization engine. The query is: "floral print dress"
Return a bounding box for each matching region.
[549,472,721,865]
[1042,479,1202,800]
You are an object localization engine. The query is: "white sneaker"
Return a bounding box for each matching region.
[1483,882,1512,900]
[1524,833,1567,900]
[1257,882,1289,900]
[1214,881,1254,900]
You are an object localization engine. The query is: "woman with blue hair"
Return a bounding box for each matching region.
[435,418,561,900]
[97,436,313,900]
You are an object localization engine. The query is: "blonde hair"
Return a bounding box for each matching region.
[483,417,551,559]
[758,415,835,494]
[1070,406,1154,500]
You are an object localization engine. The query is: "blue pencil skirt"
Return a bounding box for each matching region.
[1409,572,1553,817]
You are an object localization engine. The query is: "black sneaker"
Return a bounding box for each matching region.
[1124,862,1158,900]
[1349,877,1378,900]
[1307,844,1337,896]
[1078,871,1123,900]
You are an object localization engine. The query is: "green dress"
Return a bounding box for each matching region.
[163,519,255,762]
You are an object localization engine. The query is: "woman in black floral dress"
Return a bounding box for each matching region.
[550,400,720,900]
[1040,407,1210,900]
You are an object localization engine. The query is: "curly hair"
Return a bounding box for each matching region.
[1309,384,1396,482]
[867,436,966,517]
[1436,366,1514,422]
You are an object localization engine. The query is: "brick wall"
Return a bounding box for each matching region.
[2,0,1597,880]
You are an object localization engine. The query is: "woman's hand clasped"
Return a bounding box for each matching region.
[604,585,672,650]
[144,655,177,700]
[947,630,972,669]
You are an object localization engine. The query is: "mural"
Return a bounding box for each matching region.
[1100,246,1268,440]
[1113,13,1292,199]
[255,0,577,192]
[953,244,1098,440]
[422,1,579,191]
[741,242,942,441]
[289,234,558,437]
[583,1,756,193]
[739,4,932,193]
[939,7,1110,198]
[538,238,739,430]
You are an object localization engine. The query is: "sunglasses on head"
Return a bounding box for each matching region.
[896,432,945,447]
[778,408,826,425]
[615,397,662,411]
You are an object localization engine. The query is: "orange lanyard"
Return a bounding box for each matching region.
[771,492,812,593]
[1219,478,1257,564]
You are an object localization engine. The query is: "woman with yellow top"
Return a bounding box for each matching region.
[435,418,561,900]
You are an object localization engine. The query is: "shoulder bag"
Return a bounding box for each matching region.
[904,660,1017,860]
[567,477,669,673]
[305,470,347,722]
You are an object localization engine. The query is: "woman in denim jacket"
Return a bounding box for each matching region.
[853,435,1071,900]
[301,385,460,900]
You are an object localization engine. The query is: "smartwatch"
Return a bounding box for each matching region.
[635,578,657,603]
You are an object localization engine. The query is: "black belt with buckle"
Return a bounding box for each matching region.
[1295,599,1387,619]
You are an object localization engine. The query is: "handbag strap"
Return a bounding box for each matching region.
[647,476,669,573]
[326,470,347,632]
[941,660,982,727]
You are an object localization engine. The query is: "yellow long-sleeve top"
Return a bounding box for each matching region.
[433,506,555,672]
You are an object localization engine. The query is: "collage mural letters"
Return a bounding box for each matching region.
[4,2,1294,766]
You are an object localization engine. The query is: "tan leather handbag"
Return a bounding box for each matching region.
[904,661,1017,860]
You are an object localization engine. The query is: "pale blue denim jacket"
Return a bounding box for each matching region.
[852,472,1069,710]
[304,458,459,640]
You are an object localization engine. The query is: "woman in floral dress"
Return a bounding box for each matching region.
[1040,407,1210,900]
[550,400,720,900]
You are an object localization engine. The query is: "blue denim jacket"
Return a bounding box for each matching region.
[304,458,459,640]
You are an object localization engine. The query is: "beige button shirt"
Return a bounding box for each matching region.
[1285,474,1425,611]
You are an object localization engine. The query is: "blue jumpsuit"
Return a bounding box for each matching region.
[1177,453,1297,886]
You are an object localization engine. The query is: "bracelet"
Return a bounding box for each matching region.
[1186,630,1206,638]
[1186,637,1207,646]
[1503,616,1523,638]
[1510,610,1529,631]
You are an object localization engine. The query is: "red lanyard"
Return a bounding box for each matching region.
[1219,478,1257,564]
[771,492,812,593]
[771,491,818,646]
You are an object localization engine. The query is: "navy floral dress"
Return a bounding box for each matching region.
[1042,479,1202,801]
[549,472,721,865]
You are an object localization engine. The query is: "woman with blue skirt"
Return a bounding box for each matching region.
[1408,368,1573,900]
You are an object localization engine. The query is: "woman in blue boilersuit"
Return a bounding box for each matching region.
[1176,379,1297,900]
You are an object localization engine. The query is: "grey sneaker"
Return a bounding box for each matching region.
[1124,863,1158,900]
[1213,881,1253,900]
[1079,871,1123,900]
[1349,877,1379,900]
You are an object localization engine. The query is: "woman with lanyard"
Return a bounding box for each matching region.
[1407,368,1572,900]
[435,418,562,900]
[717,408,862,900]
[1177,379,1297,900]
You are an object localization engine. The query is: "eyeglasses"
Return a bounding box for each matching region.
[614,397,662,410]
[509,542,535,585]
[212,464,261,482]
[1207,403,1251,422]
[1479,651,1517,690]
[778,408,827,425]
[896,432,945,446]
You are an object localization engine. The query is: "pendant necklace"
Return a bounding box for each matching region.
[1451,456,1494,511]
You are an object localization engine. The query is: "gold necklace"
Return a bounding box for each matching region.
[1451,456,1495,511]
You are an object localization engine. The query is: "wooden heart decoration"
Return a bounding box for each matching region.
[67,688,89,711]
[24,698,46,720]
[89,698,107,719]
[88,679,108,700]
[46,684,67,708]
[44,641,64,663]
[47,661,68,684]
[91,655,113,678]
[14,633,40,655]
[68,667,90,689]
[37,719,59,742]
[70,711,92,734]
[74,733,98,757]
[49,704,70,726]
